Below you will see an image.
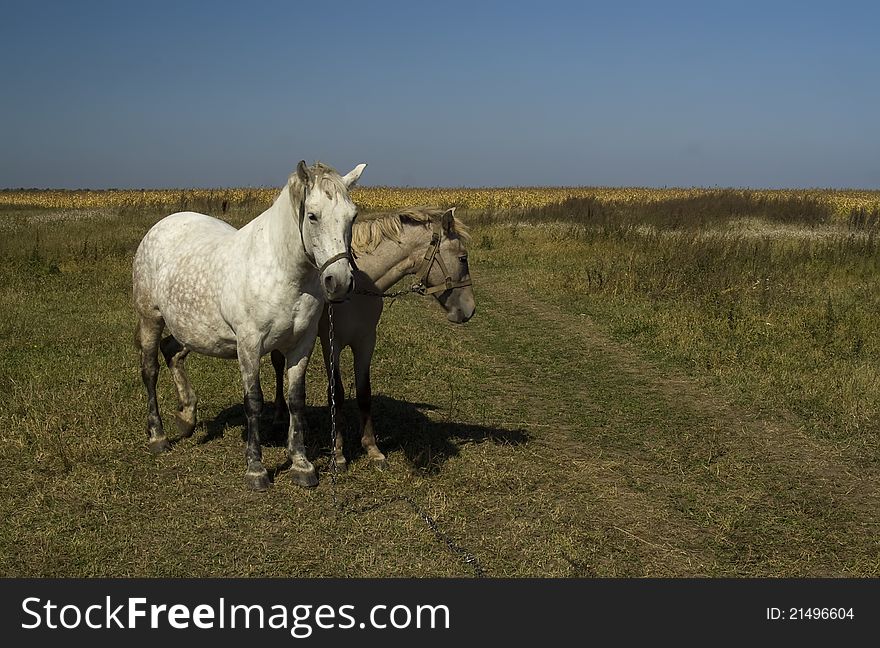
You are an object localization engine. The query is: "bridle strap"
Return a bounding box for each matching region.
[318,251,351,275]
[297,181,351,274]
[420,276,473,295]
[297,184,315,267]
[413,233,440,286]
[411,219,473,296]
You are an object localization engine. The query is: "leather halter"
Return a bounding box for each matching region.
[298,183,351,275]
[411,219,473,296]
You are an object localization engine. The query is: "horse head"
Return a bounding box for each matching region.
[425,207,476,323]
[290,160,366,302]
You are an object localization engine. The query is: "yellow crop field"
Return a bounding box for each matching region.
[2,186,879,217]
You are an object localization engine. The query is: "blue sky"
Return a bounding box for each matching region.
[1,0,877,188]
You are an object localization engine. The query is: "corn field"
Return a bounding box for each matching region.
[3,186,880,218]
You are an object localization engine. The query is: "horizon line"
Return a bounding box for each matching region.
[3,184,880,193]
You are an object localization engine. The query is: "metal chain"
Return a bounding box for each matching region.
[323,300,484,577]
[327,302,339,509]
[352,282,424,299]
[339,495,486,578]
[322,221,477,572]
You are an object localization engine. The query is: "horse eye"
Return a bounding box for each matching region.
[459,256,468,263]
[308,212,318,222]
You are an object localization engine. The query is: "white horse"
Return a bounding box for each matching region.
[271,206,475,470]
[132,161,365,490]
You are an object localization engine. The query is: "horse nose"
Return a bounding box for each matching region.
[322,260,354,302]
[323,272,353,296]
[447,305,475,324]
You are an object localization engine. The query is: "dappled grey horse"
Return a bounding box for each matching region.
[132,161,365,490]
[271,206,475,469]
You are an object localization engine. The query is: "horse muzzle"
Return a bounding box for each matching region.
[320,255,354,302]
[446,304,476,324]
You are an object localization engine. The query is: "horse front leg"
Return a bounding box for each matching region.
[285,344,319,488]
[320,327,347,471]
[352,332,386,469]
[237,338,269,491]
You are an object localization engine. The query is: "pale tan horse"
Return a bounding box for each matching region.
[271,206,475,470]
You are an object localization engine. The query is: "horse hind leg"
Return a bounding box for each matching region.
[135,316,171,454]
[270,349,288,428]
[160,335,197,438]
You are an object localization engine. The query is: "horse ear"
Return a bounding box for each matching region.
[342,163,367,189]
[295,160,311,186]
[442,207,456,233]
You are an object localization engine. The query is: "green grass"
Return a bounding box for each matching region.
[1,196,878,577]
[472,194,880,456]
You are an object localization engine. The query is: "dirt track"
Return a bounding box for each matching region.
[440,269,880,576]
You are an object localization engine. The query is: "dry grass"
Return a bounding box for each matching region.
[1,190,878,577]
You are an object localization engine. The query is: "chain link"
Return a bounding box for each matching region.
[338,495,486,578]
[323,298,484,577]
[352,282,424,299]
[327,302,339,508]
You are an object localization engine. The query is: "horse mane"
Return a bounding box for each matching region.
[310,162,350,198]
[288,161,350,203]
[352,206,470,255]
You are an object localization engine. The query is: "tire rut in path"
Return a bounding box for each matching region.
[461,268,879,575]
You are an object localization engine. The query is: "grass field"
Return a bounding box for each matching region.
[1,188,879,577]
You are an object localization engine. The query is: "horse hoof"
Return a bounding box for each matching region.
[148,438,172,454]
[330,458,347,473]
[372,458,388,472]
[175,416,196,438]
[245,467,271,492]
[290,466,319,488]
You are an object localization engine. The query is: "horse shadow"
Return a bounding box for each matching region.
[197,394,529,475]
